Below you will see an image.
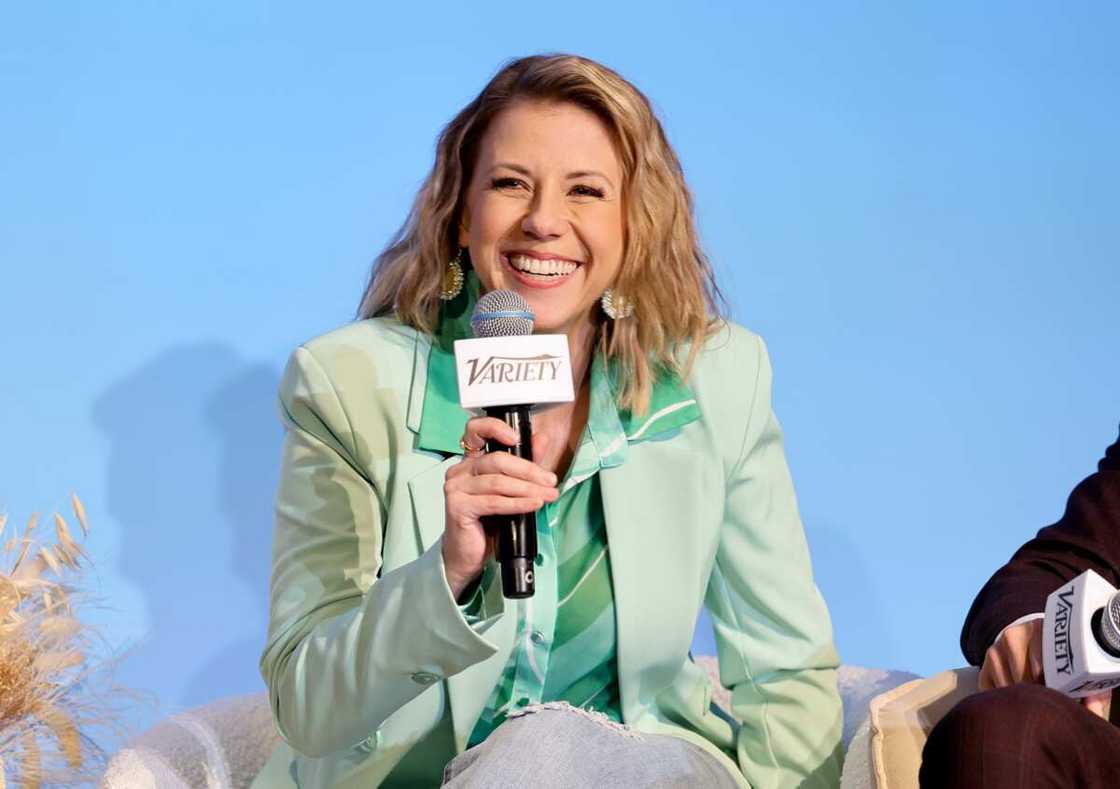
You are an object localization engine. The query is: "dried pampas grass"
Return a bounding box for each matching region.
[1,495,130,788]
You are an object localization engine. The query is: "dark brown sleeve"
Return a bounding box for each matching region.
[960,431,1120,666]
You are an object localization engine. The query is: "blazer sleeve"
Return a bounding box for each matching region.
[703,335,843,788]
[258,345,504,758]
[960,432,1120,665]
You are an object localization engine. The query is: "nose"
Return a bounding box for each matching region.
[521,187,568,239]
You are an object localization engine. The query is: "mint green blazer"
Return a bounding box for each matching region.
[253,317,842,788]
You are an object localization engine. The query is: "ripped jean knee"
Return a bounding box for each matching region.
[506,700,644,740]
[441,700,741,788]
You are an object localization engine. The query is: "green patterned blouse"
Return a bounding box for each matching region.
[416,278,701,748]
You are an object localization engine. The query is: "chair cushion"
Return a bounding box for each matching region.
[101,662,922,788]
[100,692,279,789]
[865,667,980,789]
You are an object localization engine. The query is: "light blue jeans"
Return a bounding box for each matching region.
[441,701,740,788]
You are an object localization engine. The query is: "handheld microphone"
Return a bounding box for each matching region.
[452,290,574,598]
[1042,569,1120,697]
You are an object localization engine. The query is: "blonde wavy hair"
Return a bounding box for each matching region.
[357,53,724,414]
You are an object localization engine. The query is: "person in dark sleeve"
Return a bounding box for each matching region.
[920,428,1120,787]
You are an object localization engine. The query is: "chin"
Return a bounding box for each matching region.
[527,311,594,340]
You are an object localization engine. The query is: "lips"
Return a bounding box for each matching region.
[506,253,580,275]
[500,253,581,289]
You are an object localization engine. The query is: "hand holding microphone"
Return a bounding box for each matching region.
[971,568,1120,719]
[441,416,558,599]
[1040,569,1120,711]
[979,617,1045,691]
[442,290,574,599]
[978,570,1120,719]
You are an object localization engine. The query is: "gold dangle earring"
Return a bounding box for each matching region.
[440,247,465,301]
[600,289,633,319]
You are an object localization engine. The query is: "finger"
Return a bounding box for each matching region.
[1027,629,1045,682]
[455,474,560,502]
[981,648,1009,690]
[463,416,520,449]
[468,451,558,486]
[446,456,474,479]
[999,626,1036,684]
[979,656,995,692]
[1006,637,1031,684]
[1081,692,1111,720]
[445,488,546,522]
[470,495,545,517]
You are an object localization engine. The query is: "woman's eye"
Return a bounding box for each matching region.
[489,178,603,199]
[571,184,605,198]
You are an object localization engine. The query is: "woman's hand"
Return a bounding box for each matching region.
[442,416,558,599]
[980,617,1111,719]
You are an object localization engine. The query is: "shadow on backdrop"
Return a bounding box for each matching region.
[806,519,897,671]
[93,343,281,717]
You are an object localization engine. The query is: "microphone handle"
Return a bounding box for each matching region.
[483,404,537,598]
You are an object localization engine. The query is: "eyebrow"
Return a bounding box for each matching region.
[489,163,615,189]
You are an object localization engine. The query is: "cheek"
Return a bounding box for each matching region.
[471,195,518,241]
[590,213,625,273]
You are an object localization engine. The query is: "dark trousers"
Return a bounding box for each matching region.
[920,683,1120,787]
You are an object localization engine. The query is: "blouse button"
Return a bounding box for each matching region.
[354,732,379,753]
[530,630,546,645]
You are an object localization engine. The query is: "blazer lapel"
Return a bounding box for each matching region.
[601,440,710,722]
[406,331,429,435]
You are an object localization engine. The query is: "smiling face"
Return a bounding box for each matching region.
[458,99,625,342]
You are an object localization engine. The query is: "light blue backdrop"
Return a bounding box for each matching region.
[3,2,1117,745]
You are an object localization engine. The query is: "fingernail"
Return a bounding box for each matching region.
[548,473,558,485]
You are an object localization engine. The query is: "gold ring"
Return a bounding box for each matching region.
[459,437,485,456]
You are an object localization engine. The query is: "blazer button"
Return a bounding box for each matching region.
[355,731,379,753]
[411,671,440,685]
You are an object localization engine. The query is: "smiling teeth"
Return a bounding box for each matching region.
[508,254,578,276]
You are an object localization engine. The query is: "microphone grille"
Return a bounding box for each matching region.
[1103,593,1120,655]
[471,290,534,338]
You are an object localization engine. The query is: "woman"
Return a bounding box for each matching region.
[254,54,842,788]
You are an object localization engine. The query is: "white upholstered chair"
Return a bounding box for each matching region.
[100,662,933,788]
